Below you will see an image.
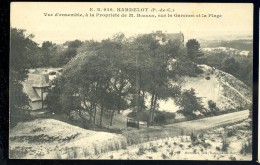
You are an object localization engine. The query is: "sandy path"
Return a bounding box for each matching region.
[165,110,249,132]
[123,110,249,144]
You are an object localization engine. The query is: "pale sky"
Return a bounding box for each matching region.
[11,2,253,45]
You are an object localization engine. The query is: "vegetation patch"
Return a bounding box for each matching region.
[10,132,80,143]
[240,138,252,155]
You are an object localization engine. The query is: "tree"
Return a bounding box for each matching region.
[45,76,63,114]
[40,41,59,67]
[208,100,219,115]
[186,39,204,61]
[109,34,132,115]
[175,88,205,118]
[53,32,204,128]
[171,59,203,78]
[59,39,125,127]
[203,50,252,88]
[10,28,38,127]
[60,40,83,65]
[126,33,183,126]
[221,57,240,78]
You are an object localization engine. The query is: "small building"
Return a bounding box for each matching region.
[154,30,184,46]
[23,73,50,110]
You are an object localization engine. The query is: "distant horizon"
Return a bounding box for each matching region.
[11,26,253,46]
[11,3,253,45]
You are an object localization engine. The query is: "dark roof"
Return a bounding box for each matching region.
[165,33,184,42]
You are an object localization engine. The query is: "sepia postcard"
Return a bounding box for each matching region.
[9,2,253,160]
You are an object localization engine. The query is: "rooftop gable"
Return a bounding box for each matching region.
[23,81,42,101]
[27,73,50,88]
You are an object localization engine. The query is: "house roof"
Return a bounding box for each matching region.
[153,31,184,45]
[27,73,50,88]
[165,33,184,42]
[23,81,42,101]
[23,73,50,101]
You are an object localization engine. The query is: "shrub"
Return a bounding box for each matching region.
[208,100,219,114]
[161,153,168,159]
[136,145,146,155]
[227,129,236,137]
[128,111,149,121]
[240,139,252,155]
[190,131,197,143]
[201,142,211,148]
[153,113,166,124]
[172,59,204,77]
[31,127,44,133]
[67,148,78,159]
[169,151,174,157]
[221,137,230,152]
[197,133,205,141]
[149,145,158,152]
[205,76,210,80]
[10,109,32,128]
[9,149,28,159]
[154,111,176,124]
[175,88,205,118]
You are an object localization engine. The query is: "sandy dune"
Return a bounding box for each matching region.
[9,110,250,159]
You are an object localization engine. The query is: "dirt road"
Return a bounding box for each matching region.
[165,110,249,132]
[124,110,249,144]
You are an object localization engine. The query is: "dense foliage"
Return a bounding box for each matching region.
[47,33,204,127]
[10,28,37,127]
[175,88,205,118]
[202,52,253,88]
[11,28,251,129]
[154,111,176,125]
[186,39,204,62]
